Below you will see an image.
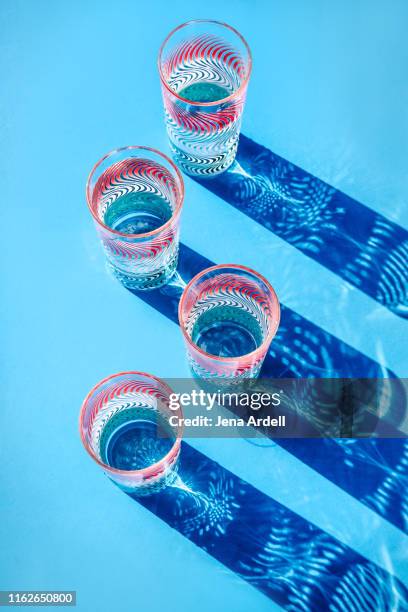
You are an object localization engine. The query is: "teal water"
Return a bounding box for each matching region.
[179,81,231,103]
[100,407,175,471]
[192,305,264,358]
[104,192,172,235]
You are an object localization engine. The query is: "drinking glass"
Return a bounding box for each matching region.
[79,372,182,494]
[86,146,184,290]
[179,265,280,378]
[158,20,252,177]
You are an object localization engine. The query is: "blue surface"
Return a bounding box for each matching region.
[1,1,407,611]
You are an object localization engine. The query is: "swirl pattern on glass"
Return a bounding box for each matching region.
[161,34,248,177]
[80,373,181,494]
[90,157,182,290]
[180,269,279,378]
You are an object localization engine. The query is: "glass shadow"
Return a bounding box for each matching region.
[130,442,408,610]
[195,134,408,317]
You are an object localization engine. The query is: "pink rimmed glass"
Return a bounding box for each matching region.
[79,372,183,495]
[86,146,184,290]
[178,265,280,378]
[158,20,252,177]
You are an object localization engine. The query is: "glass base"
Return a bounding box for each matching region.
[108,251,178,291]
[109,463,180,496]
[187,355,264,380]
[170,142,237,178]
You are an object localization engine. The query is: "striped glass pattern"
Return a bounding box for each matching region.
[79,372,182,495]
[179,265,280,378]
[87,146,184,290]
[159,20,252,177]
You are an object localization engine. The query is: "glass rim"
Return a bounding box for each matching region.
[79,370,183,477]
[158,19,253,107]
[86,145,185,239]
[178,263,281,364]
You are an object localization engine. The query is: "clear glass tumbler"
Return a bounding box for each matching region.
[86,146,184,290]
[158,20,252,177]
[179,265,280,378]
[79,372,182,495]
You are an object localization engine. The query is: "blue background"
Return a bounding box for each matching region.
[1,1,407,610]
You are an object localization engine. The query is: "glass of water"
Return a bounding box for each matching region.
[86,146,184,290]
[79,372,183,495]
[178,265,280,378]
[158,20,252,178]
